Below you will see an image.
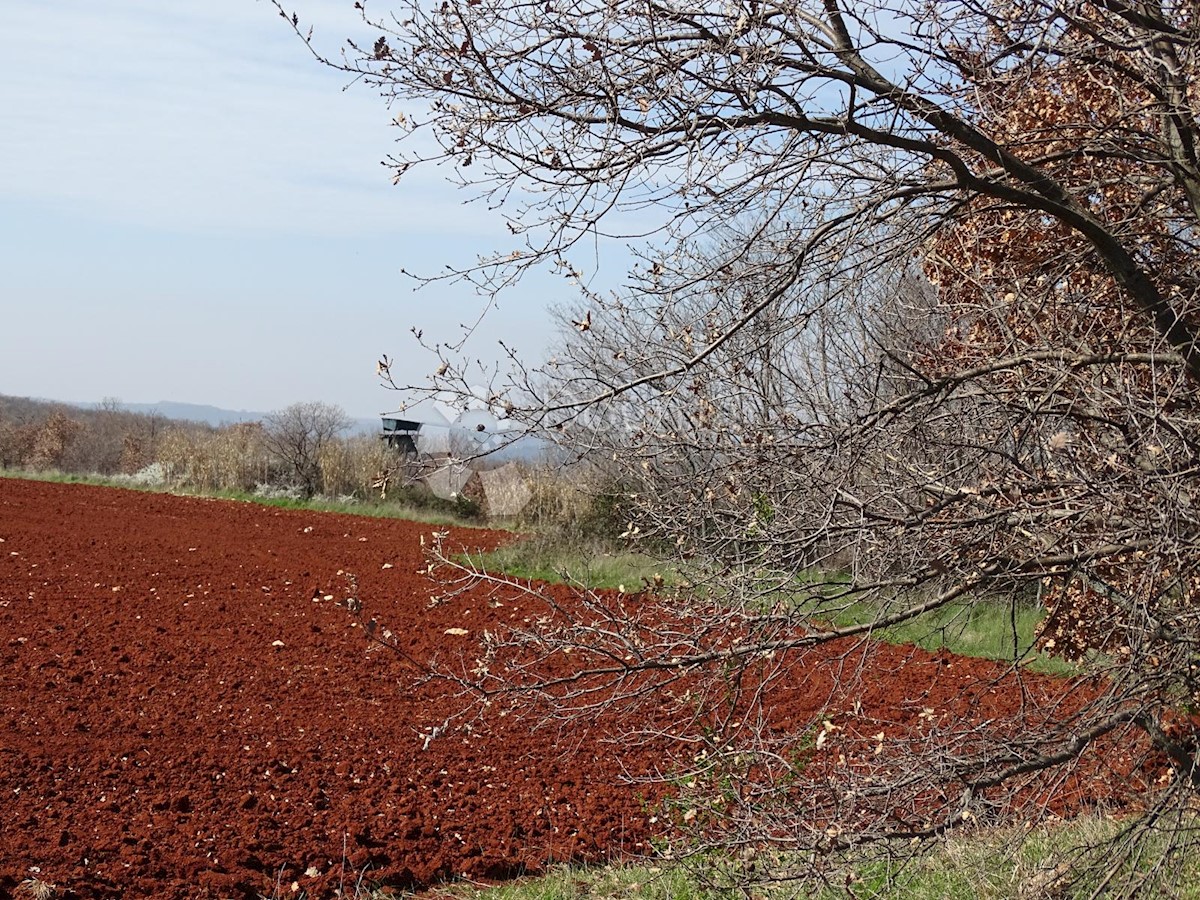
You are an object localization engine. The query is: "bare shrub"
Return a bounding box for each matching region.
[279,0,1200,893]
[0,420,39,469]
[263,402,351,499]
[28,411,83,472]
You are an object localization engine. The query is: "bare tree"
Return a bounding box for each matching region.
[262,401,351,498]
[278,0,1200,893]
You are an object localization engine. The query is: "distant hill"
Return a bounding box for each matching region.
[109,401,266,427]
[77,400,380,435]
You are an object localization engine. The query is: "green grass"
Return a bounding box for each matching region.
[416,815,1200,899]
[425,863,719,900]
[0,467,164,491]
[465,534,680,591]
[204,487,487,528]
[467,532,1072,674]
[830,596,1079,676]
[0,468,485,529]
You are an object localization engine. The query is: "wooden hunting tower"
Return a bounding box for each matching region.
[380,416,420,455]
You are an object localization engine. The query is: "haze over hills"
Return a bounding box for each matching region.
[105,400,558,464]
[108,401,269,427]
[4,394,557,463]
[72,399,382,435]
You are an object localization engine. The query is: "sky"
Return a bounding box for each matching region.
[0,1,573,419]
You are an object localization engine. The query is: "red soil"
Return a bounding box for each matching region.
[0,480,1149,899]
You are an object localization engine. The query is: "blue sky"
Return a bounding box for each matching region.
[0,1,569,418]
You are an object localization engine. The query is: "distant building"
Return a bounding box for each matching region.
[379,402,550,518]
[379,416,421,455]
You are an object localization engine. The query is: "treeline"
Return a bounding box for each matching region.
[0,395,632,535]
[0,394,393,501]
[0,395,167,476]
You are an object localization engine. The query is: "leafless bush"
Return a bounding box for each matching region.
[263,401,352,499]
[280,0,1200,892]
[28,411,84,472]
[0,395,168,476]
[0,420,39,470]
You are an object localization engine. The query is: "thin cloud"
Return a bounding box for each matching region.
[0,0,484,238]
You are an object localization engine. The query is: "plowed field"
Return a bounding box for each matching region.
[0,479,1140,899]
